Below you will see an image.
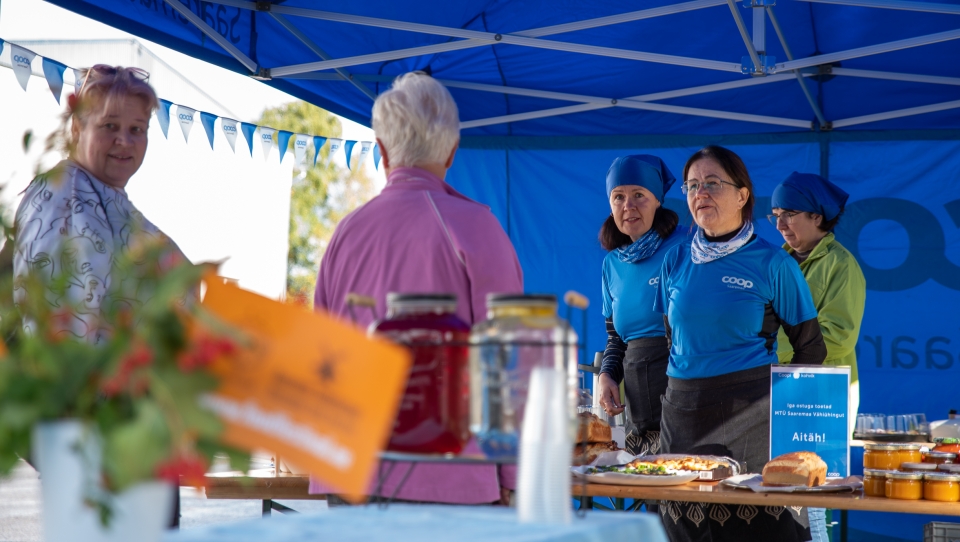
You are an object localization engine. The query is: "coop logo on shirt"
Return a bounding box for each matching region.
[648,277,659,287]
[722,276,753,289]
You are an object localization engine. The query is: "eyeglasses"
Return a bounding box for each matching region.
[79,65,150,94]
[681,179,739,197]
[766,211,801,226]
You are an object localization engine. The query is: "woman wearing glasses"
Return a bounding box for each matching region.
[13,65,187,344]
[596,155,685,456]
[654,146,826,542]
[770,172,865,542]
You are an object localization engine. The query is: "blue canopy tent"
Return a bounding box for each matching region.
[43,0,960,539]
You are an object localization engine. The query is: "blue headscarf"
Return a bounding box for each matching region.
[771,172,849,221]
[605,155,675,203]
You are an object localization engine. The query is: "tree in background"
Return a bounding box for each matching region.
[256,102,375,306]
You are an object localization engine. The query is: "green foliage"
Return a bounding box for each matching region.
[255,102,376,306]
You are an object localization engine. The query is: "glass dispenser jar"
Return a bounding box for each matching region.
[371,293,470,454]
[469,294,579,458]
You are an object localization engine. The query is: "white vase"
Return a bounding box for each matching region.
[32,420,174,542]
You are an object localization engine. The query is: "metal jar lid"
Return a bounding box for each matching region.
[386,293,457,310]
[885,471,924,480]
[486,293,557,308]
[863,469,896,477]
[896,444,922,451]
[900,462,938,471]
[935,437,960,445]
[924,472,960,482]
[864,444,900,451]
[938,464,960,473]
[926,451,959,460]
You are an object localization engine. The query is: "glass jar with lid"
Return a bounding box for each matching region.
[897,444,922,464]
[923,451,958,465]
[863,469,893,497]
[864,444,902,470]
[371,293,470,454]
[885,471,924,500]
[469,294,578,458]
[924,473,960,502]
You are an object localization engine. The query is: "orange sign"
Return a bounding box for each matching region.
[201,279,411,500]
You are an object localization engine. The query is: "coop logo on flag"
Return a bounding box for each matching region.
[10,45,36,91]
[221,119,239,152]
[259,127,276,161]
[177,106,196,143]
[328,138,343,163]
[294,134,310,167]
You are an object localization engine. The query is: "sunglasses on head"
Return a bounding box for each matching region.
[79,64,150,94]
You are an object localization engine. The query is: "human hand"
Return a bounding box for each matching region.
[598,373,625,415]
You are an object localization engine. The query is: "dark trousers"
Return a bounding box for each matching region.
[622,337,669,456]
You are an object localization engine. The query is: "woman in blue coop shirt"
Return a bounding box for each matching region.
[770,172,866,542]
[596,155,685,456]
[654,146,826,542]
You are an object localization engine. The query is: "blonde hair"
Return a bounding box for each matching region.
[50,66,159,156]
[372,72,459,168]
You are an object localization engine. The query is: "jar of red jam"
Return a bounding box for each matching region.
[923,451,958,465]
[933,438,960,455]
[372,293,470,454]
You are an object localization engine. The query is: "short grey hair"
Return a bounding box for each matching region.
[372,72,459,168]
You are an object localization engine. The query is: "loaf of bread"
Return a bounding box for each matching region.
[572,440,619,466]
[762,451,828,487]
[577,412,612,443]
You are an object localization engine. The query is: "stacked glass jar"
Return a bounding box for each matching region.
[861,442,959,501]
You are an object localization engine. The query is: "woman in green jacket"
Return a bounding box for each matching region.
[770,172,866,542]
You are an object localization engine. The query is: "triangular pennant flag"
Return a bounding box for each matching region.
[294,134,310,167]
[157,99,172,139]
[220,118,239,153]
[41,58,67,104]
[259,127,276,161]
[10,45,36,91]
[357,141,373,171]
[73,68,84,95]
[343,140,357,170]
[200,112,218,150]
[177,105,196,143]
[0,39,4,57]
[327,138,343,164]
[312,136,328,168]
[240,122,257,156]
[373,144,382,170]
[277,130,293,163]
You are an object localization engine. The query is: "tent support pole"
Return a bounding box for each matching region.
[796,0,960,15]
[161,0,258,73]
[832,99,960,128]
[727,0,764,73]
[831,67,960,86]
[767,7,830,128]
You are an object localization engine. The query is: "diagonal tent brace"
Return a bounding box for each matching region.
[162,0,258,73]
[765,6,830,129]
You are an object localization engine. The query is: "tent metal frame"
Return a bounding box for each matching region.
[167,0,960,131]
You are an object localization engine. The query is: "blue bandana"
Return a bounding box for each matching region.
[606,155,675,202]
[615,228,663,263]
[771,172,849,222]
[690,221,754,264]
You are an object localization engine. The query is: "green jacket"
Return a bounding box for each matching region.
[777,233,866,383]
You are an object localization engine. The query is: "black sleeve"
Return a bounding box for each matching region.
[663,315,672,346]
[782,317,827,365]
[600,317,626,383]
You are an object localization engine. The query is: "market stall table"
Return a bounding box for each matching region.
[162,503,668,542]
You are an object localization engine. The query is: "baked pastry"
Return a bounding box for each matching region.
[577,412,612,443]
[762,451,828,487]
[573,440,619,466]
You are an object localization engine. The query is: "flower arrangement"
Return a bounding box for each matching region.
[0,236,250,523]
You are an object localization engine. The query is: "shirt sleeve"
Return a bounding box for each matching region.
[771,256,819,326]
[652,246,676,315]
[818,256,867,363]
[600,317,627,383]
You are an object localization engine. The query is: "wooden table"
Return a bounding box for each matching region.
[205,471,323,517]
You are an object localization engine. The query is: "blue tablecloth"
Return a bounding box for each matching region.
[164,505,668,542]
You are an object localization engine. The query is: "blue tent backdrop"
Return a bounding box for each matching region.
[43,1,960,539]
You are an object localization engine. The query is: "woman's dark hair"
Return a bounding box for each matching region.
[599,206,679,251]
[682,145,755,225]
[818,208,844,232]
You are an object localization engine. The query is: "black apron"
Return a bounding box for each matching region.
[622,337,669,456]
[659,364,810,542]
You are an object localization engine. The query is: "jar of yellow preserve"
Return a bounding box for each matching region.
[923,473,960,502]
[885,472,924,500]
[863,469,892,497]
[897,444,922,464]
[923,451,957,465]
[864,444,902,470]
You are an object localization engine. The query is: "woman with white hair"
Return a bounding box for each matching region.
[313,72,523,504]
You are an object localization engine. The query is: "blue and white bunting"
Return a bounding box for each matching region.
[240,122,257,156]
[221,118,239,152]
[41,58,66,104]
[0,39,4,57]
[277,130,293,163]
[10,45,35,91]
[157,99,172,139]
[312,136,328,168]
[176,105,196,143]
[294,134,310,167]
[328,138,343,164]
[358,141,372,170]
[373,144,382,170]
[199,111,218,150]
[343,140,357,170]
[73,67,83,95]
[259,127,276,161]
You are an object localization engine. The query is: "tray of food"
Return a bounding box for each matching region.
[721,451,862,493]
[572,450,740,486]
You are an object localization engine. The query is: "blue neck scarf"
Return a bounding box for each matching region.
[690,221,754,264]
[615,228,663,263]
